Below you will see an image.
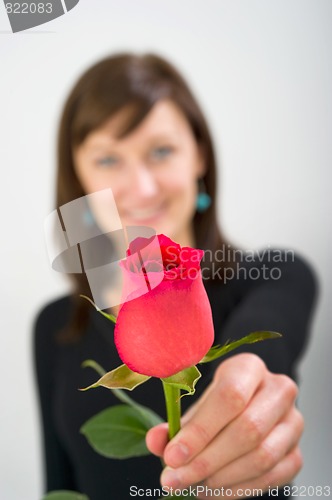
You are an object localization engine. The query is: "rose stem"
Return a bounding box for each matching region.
[162,381,181,439]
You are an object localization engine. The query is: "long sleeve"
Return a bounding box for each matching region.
[215,252,318,380]
[33,299,77,493]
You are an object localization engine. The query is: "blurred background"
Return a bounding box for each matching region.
[0,1,331,498]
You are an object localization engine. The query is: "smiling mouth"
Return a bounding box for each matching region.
[123,203,167,222]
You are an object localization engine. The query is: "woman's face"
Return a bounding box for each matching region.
[73,99,205,246]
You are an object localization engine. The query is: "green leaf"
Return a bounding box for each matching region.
[80,294,116,324]
[200,331,282,363]
[80,405,161,459]
[42,491,89,500]
[162,366,202,398]
[79,363,150,392]
[81,359,156,413]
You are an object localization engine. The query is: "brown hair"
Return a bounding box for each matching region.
[56,52,230,341]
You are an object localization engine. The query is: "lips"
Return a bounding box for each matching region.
[122,202,167,222]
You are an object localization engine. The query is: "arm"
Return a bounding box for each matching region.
[217,252,318,378]
[33,300,77,493]
[147,253,318,498]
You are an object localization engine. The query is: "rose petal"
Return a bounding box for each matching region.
[115,275,214,378]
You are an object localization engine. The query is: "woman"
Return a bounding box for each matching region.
[34,53,317,500]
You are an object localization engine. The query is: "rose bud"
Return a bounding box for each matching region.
[114,234,214,378]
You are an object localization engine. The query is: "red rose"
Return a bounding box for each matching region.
[114,234,214,378]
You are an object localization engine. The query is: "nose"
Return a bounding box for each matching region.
[129,165,158,199]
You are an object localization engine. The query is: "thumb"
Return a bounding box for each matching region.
[146,423,169,457]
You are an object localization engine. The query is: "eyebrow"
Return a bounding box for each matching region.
[84,133,178,151]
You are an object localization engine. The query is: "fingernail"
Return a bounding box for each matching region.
[167,442,190,466]
[161,467,181,488]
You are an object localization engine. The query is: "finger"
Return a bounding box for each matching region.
[258,445,303,491]
[162,354,266,469]
[161,373,297,488]
[206,373,298,466]
[181,353,268,426]
[145,401,210,456]
[146,385,212,457]
[206,407,304,489]
[146,423,169,457]
[146,392,214,457]
[197,446,303,500]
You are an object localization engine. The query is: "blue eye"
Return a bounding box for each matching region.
[151,146,173,160]
[97,156,118,167]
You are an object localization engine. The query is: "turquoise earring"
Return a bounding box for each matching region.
[196,179,211,213]
[83,208,95,226]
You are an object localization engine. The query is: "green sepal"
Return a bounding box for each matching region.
[80,294,116,324]
[162,365,202,398]
[81,359,152,409]
[42,491,89,500]
[80,404,162,459]
[79,363,150,392]
[200,331,282,363]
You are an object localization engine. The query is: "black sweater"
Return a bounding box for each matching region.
[33,252,317,500]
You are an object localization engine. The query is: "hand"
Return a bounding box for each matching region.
[146,353,304,499]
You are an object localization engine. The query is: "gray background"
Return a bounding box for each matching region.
[0,1,331,499]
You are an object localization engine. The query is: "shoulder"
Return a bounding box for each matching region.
[253,248,318,289]
[209,248,318,302]
[230,248,319,304]
[230,247,315,278]
[34,294,73,329]
[33,295,73,348]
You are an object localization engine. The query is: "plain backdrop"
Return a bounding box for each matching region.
[0,1,331,499]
